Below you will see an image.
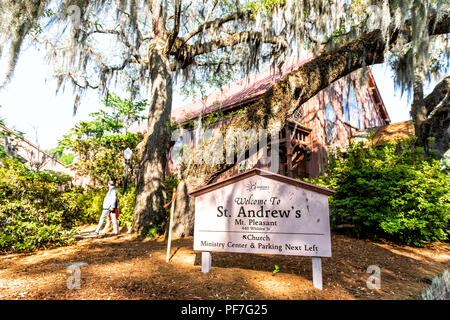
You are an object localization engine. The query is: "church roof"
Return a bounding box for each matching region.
[352,120,414,145]
[130,54,314,133]
[189,168,335,197]
[171,54,315,123]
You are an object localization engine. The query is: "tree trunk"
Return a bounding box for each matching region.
[422,101,450,159]
[422,76,450,159]
[411,75,428,149]
[132,39,172,236]
[171,179,195,237]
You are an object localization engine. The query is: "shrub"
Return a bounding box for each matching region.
[78,189,108,224]
[0,201,75,253]
[72,187,136,230]
[0,157,81,253]
[308,138,449,246]
[83,181,172,234]
[118,174,178,234]
[0,153,181,252]
[145,225,165,238]
[118,187,136,229]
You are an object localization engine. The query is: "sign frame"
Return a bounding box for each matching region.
[190,168,334,290]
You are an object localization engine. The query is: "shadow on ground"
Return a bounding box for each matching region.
[0,231,448,300]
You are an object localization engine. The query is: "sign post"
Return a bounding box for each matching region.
[312,257,323,290]
[190,168,334,290]
[164,188,177,263]
[201,252,212,273]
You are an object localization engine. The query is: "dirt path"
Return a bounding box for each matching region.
[0,228,448,300]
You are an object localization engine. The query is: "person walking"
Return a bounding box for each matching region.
[101,195,120,234]
[94,180,119,235]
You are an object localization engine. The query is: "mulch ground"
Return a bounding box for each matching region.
[0,226,448,300]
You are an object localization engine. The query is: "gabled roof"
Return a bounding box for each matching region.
[352,120,414,145]
[366,69,391,124]
[171,54,315,124]
[189,168,335,197]
[131,52,389,133]
[0,124,68,169]
[129,54,315,134]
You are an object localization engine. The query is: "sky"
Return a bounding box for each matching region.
[0,44,445,151]
[0,46,100,151]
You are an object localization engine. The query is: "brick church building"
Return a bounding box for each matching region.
[132,54,391,181]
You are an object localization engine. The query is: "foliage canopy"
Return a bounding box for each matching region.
[0,1,448,102]
[57,92,145,187]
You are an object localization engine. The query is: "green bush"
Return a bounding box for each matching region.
[78,189,107,224]
[308,138,449,246]
[71,187,135,229]
[0,201,75,253]
[81,182,171,234]
[0,153,180,251]
[60,185,135,231]
[118,187,136,229]
[0,158,77,253]
[145,225,165,238]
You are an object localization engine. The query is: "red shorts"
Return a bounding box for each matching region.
[108,208,119,221]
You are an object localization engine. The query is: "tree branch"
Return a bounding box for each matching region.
[424,76,450,116]
[80,23,143,63]
[171,31,288,69]
[56,72,99,90]
[151,0,166,37]
[165,0,182,54]
[182,8,251,44]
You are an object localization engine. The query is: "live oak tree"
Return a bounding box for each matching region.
[0,0,289,235]
[171,0,450,237]
[0,0,449,236]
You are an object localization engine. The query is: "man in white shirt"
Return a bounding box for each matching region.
[94,180,119,235]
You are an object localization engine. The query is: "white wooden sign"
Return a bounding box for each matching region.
[190,168,334,290]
